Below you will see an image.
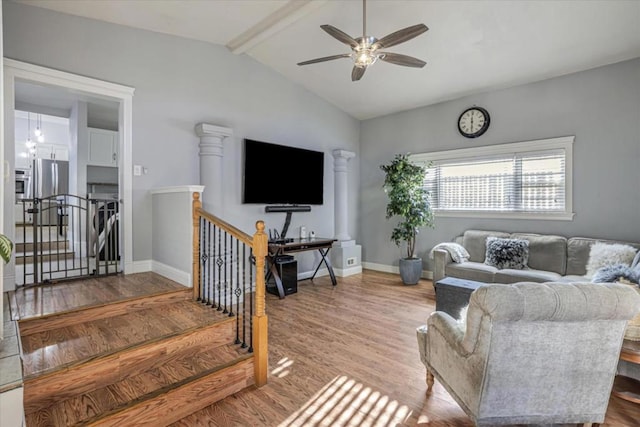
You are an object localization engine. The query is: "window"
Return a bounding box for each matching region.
[411,136,574,220]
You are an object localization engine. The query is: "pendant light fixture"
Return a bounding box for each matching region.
[36,114,45,143]
[26,112,33,148]
[34,114,42,137]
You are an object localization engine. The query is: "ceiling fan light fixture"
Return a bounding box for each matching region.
[297,0,428,80]
[352,49,378,68]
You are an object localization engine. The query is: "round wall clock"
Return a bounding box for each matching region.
[458,107,490,138]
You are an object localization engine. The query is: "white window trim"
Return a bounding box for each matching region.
[411,136,575,221]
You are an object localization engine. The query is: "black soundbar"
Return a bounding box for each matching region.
[264,205,311,213]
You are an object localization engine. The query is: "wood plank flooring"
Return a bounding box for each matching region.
[170,270,640,427]
[10,272,185,320]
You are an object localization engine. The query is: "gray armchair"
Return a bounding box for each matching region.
[416,282,640,426]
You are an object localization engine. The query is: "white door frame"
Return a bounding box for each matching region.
[3,59,135,275]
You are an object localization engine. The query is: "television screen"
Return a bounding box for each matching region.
[243,139,324,205]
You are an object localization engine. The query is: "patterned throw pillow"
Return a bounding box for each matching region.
[484,237,529,270]
[586,242,637,277]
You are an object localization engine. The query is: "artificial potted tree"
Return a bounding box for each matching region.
[380,153,434,285]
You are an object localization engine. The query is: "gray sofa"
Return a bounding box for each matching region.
[433,229,640,284]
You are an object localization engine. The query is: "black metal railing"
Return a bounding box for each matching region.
[198,216,254,352]
[16,194,121,286]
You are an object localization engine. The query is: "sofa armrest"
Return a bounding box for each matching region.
[427,311,468,356]
[433,249,453,283]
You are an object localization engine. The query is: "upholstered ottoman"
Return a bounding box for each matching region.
[434,277,484,319]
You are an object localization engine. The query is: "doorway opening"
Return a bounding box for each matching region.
[4,59,134,288]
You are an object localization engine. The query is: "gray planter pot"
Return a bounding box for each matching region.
[399,257,422,285]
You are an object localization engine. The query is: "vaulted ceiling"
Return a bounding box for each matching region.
[14,0,640,119]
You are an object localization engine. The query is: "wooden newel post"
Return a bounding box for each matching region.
[252,220,269,386]
[192,192,202,301]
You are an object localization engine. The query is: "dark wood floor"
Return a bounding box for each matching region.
[170,270,640,426]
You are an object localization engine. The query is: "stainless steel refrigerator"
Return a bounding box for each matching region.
[28,159,69,225]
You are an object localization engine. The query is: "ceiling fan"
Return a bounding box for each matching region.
[297,0,428,81]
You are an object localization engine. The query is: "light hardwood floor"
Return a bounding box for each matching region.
[171,270,640,426]
[10,270,639,426]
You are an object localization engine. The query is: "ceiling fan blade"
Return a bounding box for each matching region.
[297,54,351,66]
[374,24,429,49]
[379,52,426,68]
[351,66,366,82]
[321,25,359,48]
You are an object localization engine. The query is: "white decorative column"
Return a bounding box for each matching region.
[195,123,233,217]
[330,149,362,277]
[333,149,355,241]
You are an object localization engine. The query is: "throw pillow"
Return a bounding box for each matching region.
[429,242,470,263]
[592,264,640,284]
[585,242,637,277]
[484,237,529,270]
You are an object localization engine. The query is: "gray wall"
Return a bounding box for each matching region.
[360,58,640,271]
[3,2,360,265]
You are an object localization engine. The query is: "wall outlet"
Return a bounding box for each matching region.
[300,226,307,239]
[346,257,357,266]
[133,165,142,176]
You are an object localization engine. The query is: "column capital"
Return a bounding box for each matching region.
[332,149,356,160]
[195,123,233,139]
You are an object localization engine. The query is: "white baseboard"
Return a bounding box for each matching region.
[0,386,24,427]
[362,262,433,280]
[128,260,152,274]
[2,274,16,292]
[298,268,329,280]
[334,265,363,277]
[152,261,191,287]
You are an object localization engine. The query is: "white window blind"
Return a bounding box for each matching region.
[412,136,574,220]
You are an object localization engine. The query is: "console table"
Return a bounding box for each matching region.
[613,339,640,404]
[267,237,337,299]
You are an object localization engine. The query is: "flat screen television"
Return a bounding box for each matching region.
[243,139,324,205]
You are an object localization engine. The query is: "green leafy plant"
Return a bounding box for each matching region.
[0,234,13,264]
[380,153,434,259]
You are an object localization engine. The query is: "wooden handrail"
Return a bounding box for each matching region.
[194,207,253,247]
[192,192,268,387]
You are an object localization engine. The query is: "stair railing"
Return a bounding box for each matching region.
[192,192,268,386]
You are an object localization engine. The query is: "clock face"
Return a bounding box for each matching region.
[458,107,490,138]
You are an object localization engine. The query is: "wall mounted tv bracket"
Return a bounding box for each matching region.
[264,205,311,242]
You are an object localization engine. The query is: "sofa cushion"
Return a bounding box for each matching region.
[484,237,529,270]
[567,237,640,276]
[446,261,497,283]
[558,274,590,283]
[585,242,637,277]
[510,233,567,275]
[462,230,510,263]
[494,268,562,284]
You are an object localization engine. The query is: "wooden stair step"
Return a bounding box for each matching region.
[16,250,75,265]
[16,241,70,252]
[19,287,192,335]
[11,272,188,321]
[23,306,241,413]
[21,300,237,378]
[25,346,253,427]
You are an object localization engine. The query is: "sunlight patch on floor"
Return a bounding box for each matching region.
[279,375,412,427]
[272,357,294,378]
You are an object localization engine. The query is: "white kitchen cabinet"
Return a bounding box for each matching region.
[35,143,69,161]
[15,143,33,169]
[88,128,118,167]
